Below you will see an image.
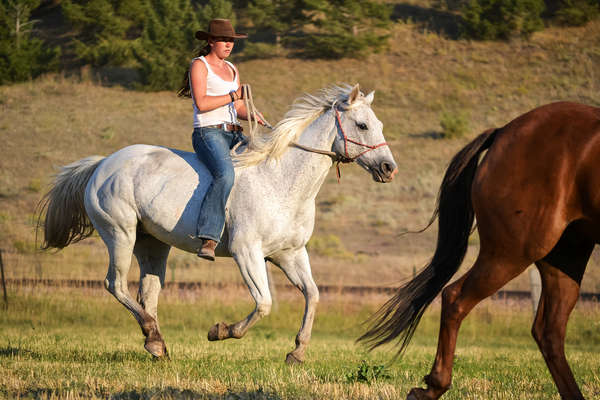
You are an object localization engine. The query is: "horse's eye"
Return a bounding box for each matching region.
[356,122,368,130]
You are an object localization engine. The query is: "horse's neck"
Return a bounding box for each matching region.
[266,112,335,202]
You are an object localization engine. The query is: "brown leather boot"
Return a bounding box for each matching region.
[197,239,217,261]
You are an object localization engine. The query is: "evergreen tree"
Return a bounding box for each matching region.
[300,0,392,59]
[0,0,60,84]
[247,0,307,46]
[554,0,599,26]
[198,0,236,28]
[133,0,236,91]
[62,0,145,65]
[461,0,545,40]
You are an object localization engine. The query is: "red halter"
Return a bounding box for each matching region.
[333,107,389,181]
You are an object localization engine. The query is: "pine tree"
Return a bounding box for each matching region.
[61,0,145,65]
[0,0,60,84]
[300,0,392,59]
[247,0,307,46]
[198,0,236,28]
[461,0,545,39]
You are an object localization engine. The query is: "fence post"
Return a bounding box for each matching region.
[529,267,542,315]
[0,249,7,309]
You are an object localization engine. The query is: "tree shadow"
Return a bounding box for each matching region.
[392,3,463,39]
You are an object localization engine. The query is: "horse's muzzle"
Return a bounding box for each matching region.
[372,160,398,183]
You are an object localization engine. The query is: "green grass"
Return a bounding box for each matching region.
[1,288,599,399]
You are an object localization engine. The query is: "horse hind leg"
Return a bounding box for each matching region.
[208,244,272,341]
[96,220,167,358]
[134,233,171,359]
[532,225,593,400]
[409,251,531,400]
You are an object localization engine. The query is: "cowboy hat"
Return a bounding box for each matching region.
[195,19,247,40]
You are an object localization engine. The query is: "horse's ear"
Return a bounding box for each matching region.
[348,84,361,104]
[365,91,374,105]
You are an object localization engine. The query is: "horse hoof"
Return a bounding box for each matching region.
[208,322,230,341]
[407,388,429,400]
[285,352,304,365]
[144,339,167,358]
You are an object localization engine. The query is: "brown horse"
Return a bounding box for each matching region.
[360,101,600,399]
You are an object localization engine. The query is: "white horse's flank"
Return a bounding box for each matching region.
[40,84,398,362]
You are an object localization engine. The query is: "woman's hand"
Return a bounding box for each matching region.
[234,85,245,101]
[254,110,267,126]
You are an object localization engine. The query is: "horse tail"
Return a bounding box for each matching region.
[37,155,105,250]
[358,128,499,354]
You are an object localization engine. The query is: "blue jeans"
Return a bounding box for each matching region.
[192,127,244,243]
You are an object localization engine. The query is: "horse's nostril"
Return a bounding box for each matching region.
[381,161,394,174]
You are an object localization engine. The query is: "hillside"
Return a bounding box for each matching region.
[1,19,600,294]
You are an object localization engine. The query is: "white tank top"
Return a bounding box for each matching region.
[190,56,239,128]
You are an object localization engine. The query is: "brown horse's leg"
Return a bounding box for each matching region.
[533,262,583,400]
[532,229,592,400]
[409,252,530,400]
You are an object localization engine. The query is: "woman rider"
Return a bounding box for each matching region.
[178,19,265,261]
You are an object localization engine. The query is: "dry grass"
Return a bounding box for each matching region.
[1,19,600,294]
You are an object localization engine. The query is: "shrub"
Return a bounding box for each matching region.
[461,0,546,40]
[345,361,392,384]
[554,0,600,26]
[440,110,470,139]
[306,234,355,260]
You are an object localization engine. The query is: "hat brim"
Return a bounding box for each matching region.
[195,31,248,40]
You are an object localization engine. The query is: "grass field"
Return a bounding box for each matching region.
[1,287,599,400]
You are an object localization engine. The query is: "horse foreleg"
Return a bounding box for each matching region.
[410,253,530,400]
[270,248,319,364]
[208,245,271,341]
[134,235,171,359]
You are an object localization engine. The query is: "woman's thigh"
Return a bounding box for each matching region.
[193,128,235,178]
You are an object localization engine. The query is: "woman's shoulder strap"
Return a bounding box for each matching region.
[224,60,238,80]
[191,56,211,72]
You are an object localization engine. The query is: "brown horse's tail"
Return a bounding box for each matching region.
[37,156,105,249]
[358,128,498,354]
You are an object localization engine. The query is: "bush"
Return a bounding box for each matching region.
[554,0,600,26]
[461,0,545,40]
[440,110,470,139]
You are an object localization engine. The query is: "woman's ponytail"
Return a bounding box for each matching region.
[177,44,211,98]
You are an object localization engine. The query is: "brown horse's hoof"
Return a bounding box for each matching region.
[144,338,168,358]
[285,352,304,365]
[207,322,230,341]
[407,388,432,400]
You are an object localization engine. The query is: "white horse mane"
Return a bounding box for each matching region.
[233,84,365,168]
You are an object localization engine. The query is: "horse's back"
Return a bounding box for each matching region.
[472,102,600,258]
[85,144,212,248]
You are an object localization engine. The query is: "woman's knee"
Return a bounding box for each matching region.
[214,166,235,187]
